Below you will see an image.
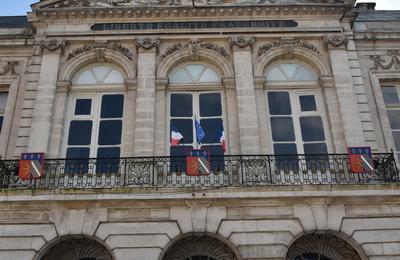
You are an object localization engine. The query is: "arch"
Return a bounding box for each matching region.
[72,64,125,85]
[169,63,221,84]
[285,231,368,260]
[255,47,331,78]
[60,50,135,82]
[159,233,241,260]
[34,234,115,260]
[157,48,234,79]
[266,61,317,82]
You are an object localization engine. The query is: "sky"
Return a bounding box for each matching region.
[0,0,399,16]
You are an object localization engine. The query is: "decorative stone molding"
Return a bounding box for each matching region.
[163,235,238,260]
[258,38,320,57]
[286,233,361,260]
[324,34,348,49]
[40,39,66,52]
[67,41,133,61]
[135,38,160,51]
[161,39,230,61]
[0,61,19,76]
[229,36,255,49]
[370,50,400,70]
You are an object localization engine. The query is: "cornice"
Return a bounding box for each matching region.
[32,5,346,21]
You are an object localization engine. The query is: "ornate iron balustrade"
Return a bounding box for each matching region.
[0,153,398,190]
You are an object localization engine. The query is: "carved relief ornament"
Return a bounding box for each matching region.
[258,38,320,57]
[67,41,133,61]
[135,38,160,50]
[40,39,67,52]
[230,36,255,49]
[160,39,230,61]
[323,34,348,49]
[370,50,400,70]
[0,61,19,76]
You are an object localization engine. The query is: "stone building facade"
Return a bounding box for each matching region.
[0,0,399,259]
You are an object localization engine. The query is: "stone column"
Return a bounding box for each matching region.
[123,78,137,157]
[222,77,240,154]
[230,36,261,154]
[325,35,365,147]
[47,80,70,158]
[133,38,159,156]
[28,39,66,153]
[154,78,168,156]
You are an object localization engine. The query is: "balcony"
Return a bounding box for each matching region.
[0,153,398,190]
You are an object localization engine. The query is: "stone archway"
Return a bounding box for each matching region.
[162,234,239,260]
[38,235,113,260]
[286,232,362,260]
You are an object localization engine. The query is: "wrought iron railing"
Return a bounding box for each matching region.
[0,153,398,190]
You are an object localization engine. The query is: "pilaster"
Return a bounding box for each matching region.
[154,78,168,156]
[123,78,137,157]
[222,77,240,154]
[254,76,270,154]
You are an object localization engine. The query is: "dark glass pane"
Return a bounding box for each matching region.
[170,145,193,172]
[382,86,400,104]
[304,143,328,154]
[171,94,192,117]
[75,99,92,115]
[393,131,400,150]
[300,116,325,142]
[299,95,317,111]
[304,143,329,172]
[274,143,298,171]
[0,116,3,134]
[68,121,92,145]
[98,120,122,145]
[388,110,400,129]
[200,118,223,143]
[101,94,124,118]
[65,147,90,174]
[201,145,224,172]
[200,93,222,117]
[274,143,298,155]
[96,147,120,174]
[271,117,295,141]
[171,119,193,144]
[268,92,291,115]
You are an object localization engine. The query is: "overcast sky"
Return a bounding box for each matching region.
[0,0,399,16]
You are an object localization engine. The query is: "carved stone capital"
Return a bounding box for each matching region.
[230,36,255,50]
[125,78,137,90]
[56,80,71,93]
[156,78,169,90]
[40,39,67,53]
[324,34,348,49]
[0,61,20,76]
[135,38,160,52]
[222,77,236,89]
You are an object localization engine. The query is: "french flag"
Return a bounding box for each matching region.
[216,125,226,152]
[171,124,184,146]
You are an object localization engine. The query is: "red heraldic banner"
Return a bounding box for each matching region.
[186,150,211,176]
[348,147,374,173]
[19,153,45,179]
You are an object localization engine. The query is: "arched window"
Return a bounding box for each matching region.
[168,64,225,168]
[265,61,329,157]
[64,64,126,173]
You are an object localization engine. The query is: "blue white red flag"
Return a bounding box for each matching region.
[216,125,226,152]
[195,120,205,144]
[348,147,375,173]
[171,124,184,146]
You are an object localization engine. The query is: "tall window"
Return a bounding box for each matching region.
[168,64,225,158]
[65,65,125,167]
[0,92,8,134]
[381,85,400,161]
[265,62,329,156]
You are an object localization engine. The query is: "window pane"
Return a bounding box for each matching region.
[68,121,92,145]
[200,93,222,117]
[103,69,124,84]
[171,94,192,117]
[200,118,223,143]
[0,116,3,134]
[393,131,400,150]
[0,92,8,111]
[171,119,193,144]
[92,66,111,82]
[382,86,400,104]
[266,67,287,81]
[274,143,298,170]
[268,92,292,115]
[280,63,298,79]
[294,66,316,81]
[170,145,193,172]
[98,120,122,145]
[388,110,400,129]
[76,70,96,85]
[66,147,90,159]
[271,117,295,141]
[299,95,317,112]
[101,95,124,118]
[170,68,192,84]
[97,147,120,158]
[75,99,92,115]
[201,145,224,172]
[199,68,220,82]
[186,64,205,81]
[274,143,297,155]
[300,116,325,142]
[96,147,120,174]
[66,148,90,175]
[304,143,328,154]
